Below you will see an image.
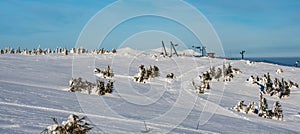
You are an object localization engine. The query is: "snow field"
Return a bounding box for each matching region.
[0,48,299,133]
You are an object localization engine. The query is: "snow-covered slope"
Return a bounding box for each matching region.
[0,49,299,133]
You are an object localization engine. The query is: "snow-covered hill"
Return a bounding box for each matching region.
[0,48,299,133]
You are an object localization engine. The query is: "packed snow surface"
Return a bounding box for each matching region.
[0,48,299,133]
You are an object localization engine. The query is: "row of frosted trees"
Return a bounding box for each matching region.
[0,47,116,55]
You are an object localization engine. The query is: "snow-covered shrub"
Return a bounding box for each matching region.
[288,80,299,88]
[41,114,92,134]
[232,68,242,74]
[94,65,114,78]
[166,73,174,79]
[246,75,260,84]
[276,68,283,74]
[246,60,255,65]
[69,77,95,94]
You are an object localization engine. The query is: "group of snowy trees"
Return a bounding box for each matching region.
[68,65,115,95]
[41,114,92,134]
[192,63,240,94]
[234,100,257,114]
[134,65,160,83]
[234,92,283,120]
[238,65,300,121]
[222,63,242,82]
[0,47,69,55]
[89,48,117,54]
[69,77,114,96]
[209,63,240,82]
[257,92,283,120]
[247,72,298,99]
[0,47,117,55]
[94,65,114,78]
[235,71,297,120]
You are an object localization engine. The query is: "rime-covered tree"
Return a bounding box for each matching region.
[259,92,268,116]
[112,48,117,53]
[41,114,92,134]
[214,68,222,80]
[272,101,283,120]
[96,80,105,95]
[265,73,273,94]
[105,80,114,93]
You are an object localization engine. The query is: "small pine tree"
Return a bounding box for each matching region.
[259,92,268,116]
[96,80,106,95]
[273,101,283,120]
[105,80,113,93]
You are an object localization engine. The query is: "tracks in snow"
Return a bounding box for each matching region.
[0,101,214,133]
[0,80,66,91]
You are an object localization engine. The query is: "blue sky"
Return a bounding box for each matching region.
[1,0,299,57]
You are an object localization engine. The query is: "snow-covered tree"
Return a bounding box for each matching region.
[137,65,146,82]
[105,80,114,93]
[278,78,291,99]
[94,65,114,78]
[234,100,247,112]
[192,73,210,94]
[246,101,257,114]
[265,73,274,94]
[112,48,117,53]
[192,81,205,94]
[152,65,160,78]
[214,68,222,80]
[258,92,268,117]
[96,80,106,95]
[105,65,114,78]
[16,47,21,54]
[41,114,92,134]
[272,101,283,120]
[288,80,299,88]
[209,66,216,78]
